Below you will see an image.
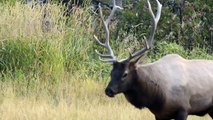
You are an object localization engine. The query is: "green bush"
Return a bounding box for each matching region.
[148,41,187,61]
[147,41,213,62]
[0,38,64,81]
[188,48,213,59]
[114,0,213,54]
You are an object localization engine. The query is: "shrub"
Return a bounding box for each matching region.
[0,38,64,82]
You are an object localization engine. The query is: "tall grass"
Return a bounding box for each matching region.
[0,1,212,120]
[0,2,97,80]
[0,76,211,120]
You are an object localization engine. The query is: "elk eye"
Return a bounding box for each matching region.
[122,73,127,78]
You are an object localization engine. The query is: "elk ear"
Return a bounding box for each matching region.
[112,61,125,69]
[112,61,118,67]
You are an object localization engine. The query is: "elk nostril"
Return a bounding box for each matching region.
[105,88,115,97]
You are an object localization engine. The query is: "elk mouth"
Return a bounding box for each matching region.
[105,88,116,97]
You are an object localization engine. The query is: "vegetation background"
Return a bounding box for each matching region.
[0,0,212,120]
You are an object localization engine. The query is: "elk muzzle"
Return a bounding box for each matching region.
[105,87,116,97]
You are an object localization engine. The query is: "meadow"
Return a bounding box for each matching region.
[0,1,212,120]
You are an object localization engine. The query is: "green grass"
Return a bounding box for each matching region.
[0,1,212,120]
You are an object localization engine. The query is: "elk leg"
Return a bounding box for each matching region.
[155,116,170,120]
[154,116,161,120]
[208,109,213,118]
[175,111,188,120]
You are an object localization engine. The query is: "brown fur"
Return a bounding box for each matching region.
[105,54,213,120]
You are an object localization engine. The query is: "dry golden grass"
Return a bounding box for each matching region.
[0,77,212,120]
[0,3,52,39]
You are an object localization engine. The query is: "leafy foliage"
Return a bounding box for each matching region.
[114,0,213,54]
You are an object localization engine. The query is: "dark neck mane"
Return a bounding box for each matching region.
[123,73,165,112]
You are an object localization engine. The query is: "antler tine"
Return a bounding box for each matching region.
[94,0,123,62]
[146,0,162,49]
[122,0,162,62]
[105,0,123,25]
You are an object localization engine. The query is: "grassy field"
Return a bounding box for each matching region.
[0,1,212,120]
[0,77,212,120]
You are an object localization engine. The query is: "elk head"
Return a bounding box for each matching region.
[94,0,162,97]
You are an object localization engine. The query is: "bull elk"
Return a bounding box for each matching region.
[94,0,213,120]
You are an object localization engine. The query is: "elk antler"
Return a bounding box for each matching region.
[122,0,162,62]
[94,0,123,62]
[94,0,162,63]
